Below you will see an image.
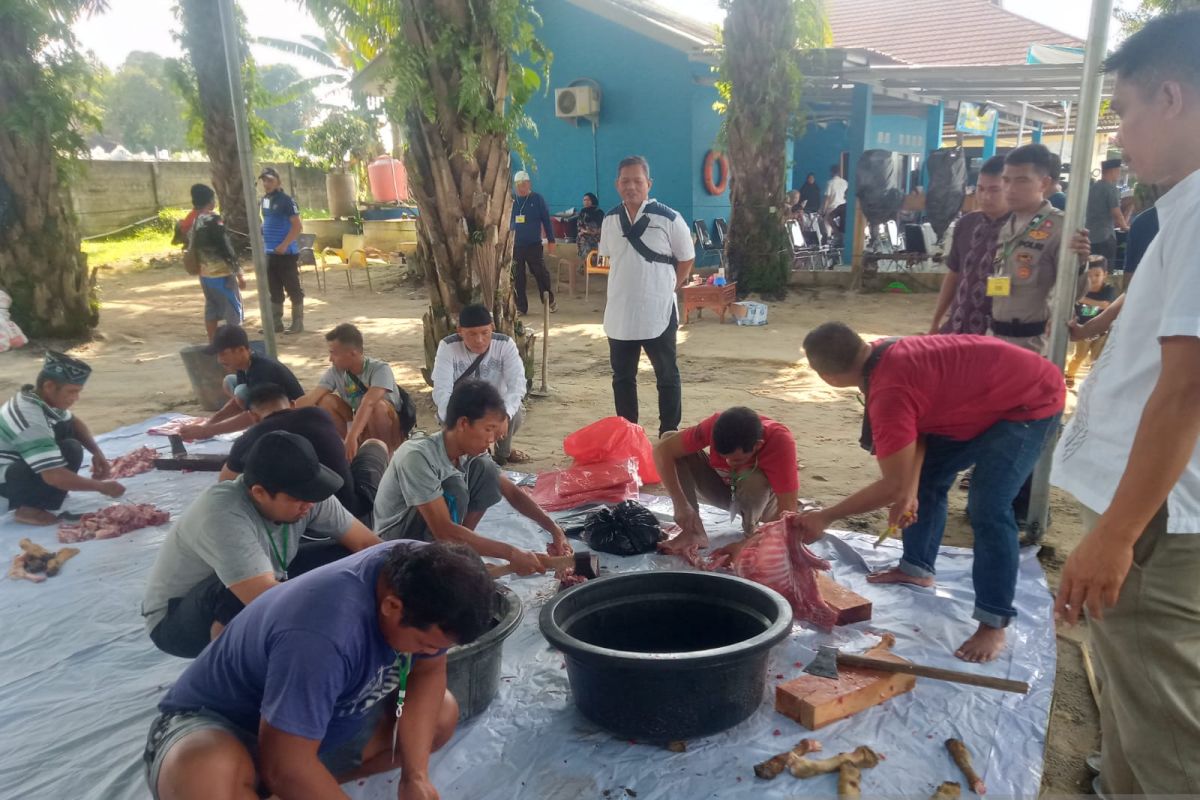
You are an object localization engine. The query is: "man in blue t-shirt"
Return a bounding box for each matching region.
[509,170,557,315]
[259,167,304,334]
[143,540,494,800]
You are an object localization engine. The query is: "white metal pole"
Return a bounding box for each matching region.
[1025,0,1113,543]
[217,0,277,358]
[1016,102,1028,147]
[1059,101,1072,161]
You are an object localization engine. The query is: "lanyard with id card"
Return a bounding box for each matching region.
[990,212,1048,298]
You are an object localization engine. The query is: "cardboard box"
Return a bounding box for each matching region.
[732,301,768,326]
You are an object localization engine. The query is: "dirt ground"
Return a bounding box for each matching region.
[0,257,1098,795]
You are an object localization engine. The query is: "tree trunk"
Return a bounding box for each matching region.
[394,0,534,385]
[179,0,250,244]
[723,0,798,300]
[0,16,97,338]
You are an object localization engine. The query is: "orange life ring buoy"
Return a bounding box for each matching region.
[703,150,729,195]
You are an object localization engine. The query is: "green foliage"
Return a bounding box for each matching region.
[256,63,322,149]
[303,110,378,171]
[80,207,188,269]
[1116,0,1200,34]
[98,51,190,153]
[300,0,551,162]
[0,0,107,178]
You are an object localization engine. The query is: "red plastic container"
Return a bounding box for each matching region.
[367,156,409,203]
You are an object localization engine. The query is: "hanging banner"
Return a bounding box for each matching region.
[956,102,998,136]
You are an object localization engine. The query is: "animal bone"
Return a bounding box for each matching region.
[753,738,822,780]
[839,764,862,799]
[788,745,882,779]
[946,739,986,795]
[932,781,963,800]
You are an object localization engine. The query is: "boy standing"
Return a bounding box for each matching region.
[182,184,245,343]
[1065,258,1118,388]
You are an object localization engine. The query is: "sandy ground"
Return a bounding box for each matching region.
[0,257,1098,795]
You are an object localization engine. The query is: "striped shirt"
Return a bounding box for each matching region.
[0,387,73,483]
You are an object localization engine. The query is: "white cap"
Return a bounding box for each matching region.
[514,170,531,183]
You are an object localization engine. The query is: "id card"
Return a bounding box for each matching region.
[987,276,1012,297]
[515,215,526,223]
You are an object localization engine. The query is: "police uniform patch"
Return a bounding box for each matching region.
[1028,229,1050,240]
[1017,252,1035,266]
[1017,265,1034,279]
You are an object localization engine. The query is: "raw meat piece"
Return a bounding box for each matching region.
[105,446,159,479]
[547,540,587,589]
[148,416,208,437]
[57,503,170,543]
[729,513,838,630]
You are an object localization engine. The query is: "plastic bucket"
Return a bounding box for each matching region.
[446,583,524,721]
[540,571,792,741]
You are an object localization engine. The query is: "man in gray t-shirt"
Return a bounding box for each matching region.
[299,323,409,460]
[143,431,382,658]
[1085,159,1128,268]
[373,379,570,574]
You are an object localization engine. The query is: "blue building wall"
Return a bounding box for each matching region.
[516,1,729,227]
[791,114,928,195]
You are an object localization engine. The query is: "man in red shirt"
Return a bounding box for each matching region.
[798,322,1064,662]
[655,407,799,559]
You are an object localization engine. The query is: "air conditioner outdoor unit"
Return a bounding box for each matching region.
[555,86,600,119]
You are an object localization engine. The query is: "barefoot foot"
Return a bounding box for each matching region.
[657,529,709,556]
[14,507,58,526]
[955,623,1007,663]
[866,566,935,587]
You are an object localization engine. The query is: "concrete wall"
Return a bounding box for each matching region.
[72,160,328,237]
[519,1,730,228]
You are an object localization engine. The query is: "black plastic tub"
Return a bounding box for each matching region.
[539,571,792,741]
[446,583,523,721]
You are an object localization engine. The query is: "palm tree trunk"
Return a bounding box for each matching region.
[395,0,533,385]
[723,0,797,299]
[0,15,96,337]
[179,0,250,243]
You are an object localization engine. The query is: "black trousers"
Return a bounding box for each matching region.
[267,253,304,305]
[0,423,83,511]
[513,243,554,313]
[148,540,350,658]
[608,310,681,436]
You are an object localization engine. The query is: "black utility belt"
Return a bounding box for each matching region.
[992,319,1047,337]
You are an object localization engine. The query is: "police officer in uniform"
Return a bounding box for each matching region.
[989,145,1070,355]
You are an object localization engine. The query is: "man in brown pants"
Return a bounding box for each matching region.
[654,406,799,561]
[1051,11,1200,796]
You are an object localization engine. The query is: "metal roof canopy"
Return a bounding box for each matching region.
[801,54,1113,132]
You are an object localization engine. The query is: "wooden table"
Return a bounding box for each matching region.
[680,281,737,325]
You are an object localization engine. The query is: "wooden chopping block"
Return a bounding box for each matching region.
[816,573,873,625]
[775,634,916,730]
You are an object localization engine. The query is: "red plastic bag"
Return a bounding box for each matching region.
[528,459,640,511]
[562,416,661,485]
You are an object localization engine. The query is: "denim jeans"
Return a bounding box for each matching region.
[898,414,1059,628]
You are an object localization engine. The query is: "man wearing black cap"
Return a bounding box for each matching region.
[0,352,125,525]
[142,431,381,658]
[430,303,528,464]
[1086,158,1129,269]
[259,167,304,334]
[178,324,305,440]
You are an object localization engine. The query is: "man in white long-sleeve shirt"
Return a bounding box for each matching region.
[431,304,528,464]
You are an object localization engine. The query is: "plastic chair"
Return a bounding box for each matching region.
[583,250,609,300]
[318,249,375,293]
[296,233,323,290]
[693,219,726,270]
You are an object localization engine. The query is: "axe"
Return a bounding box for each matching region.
[805,645,1029,694]
[487,551,599,580]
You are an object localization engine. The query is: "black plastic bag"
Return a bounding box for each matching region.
[855,149,904,225]
[575,500,664,556]
[925,147,967,239]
